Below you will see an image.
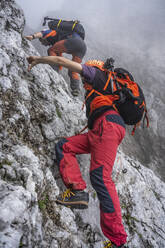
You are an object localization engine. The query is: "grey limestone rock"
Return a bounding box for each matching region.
[0,0,165,247]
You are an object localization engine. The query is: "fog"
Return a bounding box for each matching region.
[15,0,65,28]
[15,0,165,95]
[15,0,165,38]
[15,0,165,96]
[16,0,165,61]
[14,0,165,102]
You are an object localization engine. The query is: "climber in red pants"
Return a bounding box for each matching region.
[27,55,127,248]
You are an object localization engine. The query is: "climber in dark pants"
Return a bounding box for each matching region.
[25,29,87,97]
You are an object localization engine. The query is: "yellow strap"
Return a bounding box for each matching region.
[57,19,62,28]
[72,21,78,31]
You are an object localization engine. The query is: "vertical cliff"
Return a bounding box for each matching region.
[0,1,165,247]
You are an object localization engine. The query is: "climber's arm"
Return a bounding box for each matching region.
[24,32,43,41]
[27,56,82,73]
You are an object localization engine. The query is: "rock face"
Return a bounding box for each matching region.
[0,1,165,248]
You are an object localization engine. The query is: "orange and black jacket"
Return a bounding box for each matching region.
[81,65,115,129]
[41,29,81,45]
[81,63,149,133]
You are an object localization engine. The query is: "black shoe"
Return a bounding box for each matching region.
[56,189,89,209]
[103,240,127,248]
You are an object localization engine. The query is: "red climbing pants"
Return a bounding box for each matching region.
[55,110,127,246]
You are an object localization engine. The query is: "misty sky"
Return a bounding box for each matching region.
[15,0,165,66]
[15,0,165,32]
[15,0,65,28]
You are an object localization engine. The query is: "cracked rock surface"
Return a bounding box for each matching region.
[0,1,165,247]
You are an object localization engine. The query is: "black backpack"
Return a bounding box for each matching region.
[84,58,149,134]
[42,17,85,40]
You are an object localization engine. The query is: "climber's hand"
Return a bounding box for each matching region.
[27,56,39,71]
[24,35,33,41]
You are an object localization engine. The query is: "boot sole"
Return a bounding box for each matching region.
[56,200,88,209]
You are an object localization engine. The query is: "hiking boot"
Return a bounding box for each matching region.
[71,89,79,96]
[56,188,89,209]
[103,240,127,248]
